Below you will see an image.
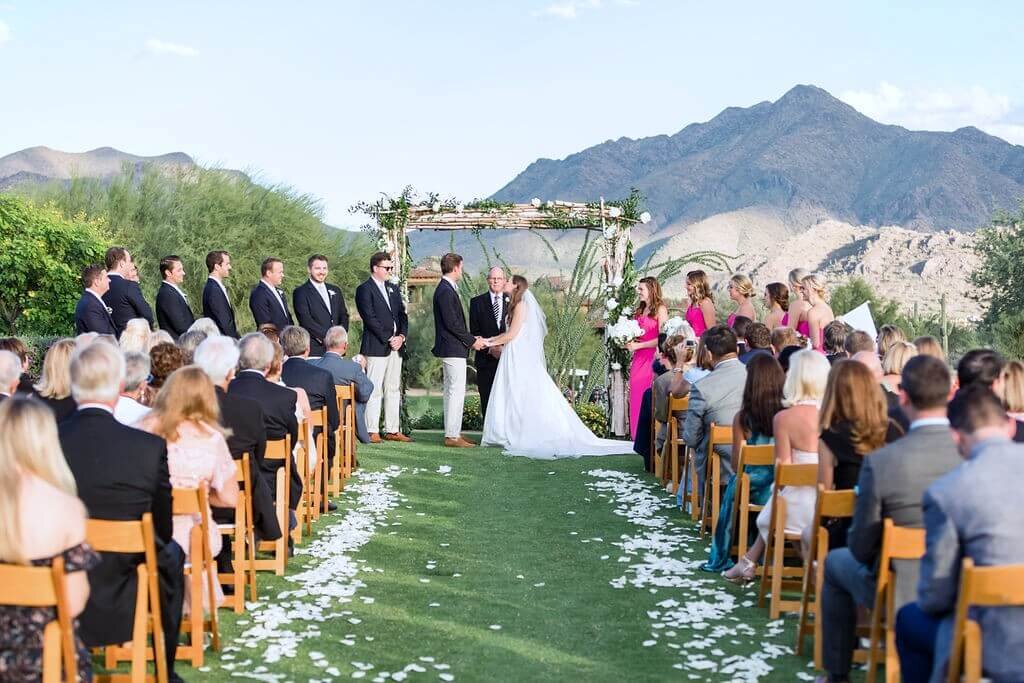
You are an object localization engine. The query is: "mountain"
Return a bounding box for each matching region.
[0,146,196,189]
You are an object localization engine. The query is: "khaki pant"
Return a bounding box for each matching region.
[365,351,402,434]
[441,357,467,438]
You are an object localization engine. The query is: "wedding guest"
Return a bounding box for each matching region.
[469,267,508,417]
[293,254,349,357]
[843,329,876,356]
[896,385,1024,683]
[146,329,174,351]
[853,349,906,429]
[731,316,753,355]
[354,252,409,443]
[149,342,186,390]
[0,397,98,682]
[823,320,852,364]
[739,322,772,364]
[187,317,221,338]
[819,355,959,683]
[876,323,906,359]
[652,334,687,457]
[684,270,716,337]
[956,348,1004,391]
[155,255,195,340]
[266,339,315,460]
[801,273,834,353]
[176,330,207,363]
[763,282,790,330]
[102,246,153,336]
[770,326,799,356]
[137,366,238,611]
[627,276,668,438]
[114,352,152,425]
[724,349,830,583]
[881,341,918,393]
[32,339,77,421]
[998,360,1024,428]
[258,324,280,343]
[669,328,709,400]
[249,257,294,331]
[703,353,785,573]
[778,344,803,372]
[0,350,22,402]
[74,264,116,335]
[786,267,811,336]
[202,250,240,338]
[312,325,374,445]
[119,318,152,354]
[727,274,757,328]
[0,337,33,394]
[75,332,98,349]
[912,335,945,361]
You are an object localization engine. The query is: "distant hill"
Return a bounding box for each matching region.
[0,146,196,188]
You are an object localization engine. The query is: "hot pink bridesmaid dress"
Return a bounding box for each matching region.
[628,314,661,437]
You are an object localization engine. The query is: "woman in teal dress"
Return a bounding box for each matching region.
[702,353,786,572]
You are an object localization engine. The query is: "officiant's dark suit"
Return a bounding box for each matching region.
[74,292,117,336]
[104,273,154,336]
[155,281,194,339]
[249,281,294,330]
[293,280,349,357]
[469,290,508,417]
[203,278,240,338]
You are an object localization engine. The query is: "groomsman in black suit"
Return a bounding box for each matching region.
[469,266,509,418]
[155,255,194,339]
[354,252,409,442]
[293,254,349,357]
[74,264,116,335]
[249,257,294,330]
[103,247,153,336]
[202,250,240,338]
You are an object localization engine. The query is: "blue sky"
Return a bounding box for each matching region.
[1,1,1022,226]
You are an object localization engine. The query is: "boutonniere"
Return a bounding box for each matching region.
[329,290,336,297]
[276,288,284,296]
[105,306,113,315]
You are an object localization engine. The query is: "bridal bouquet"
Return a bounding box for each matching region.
[607,316,644,349]
[662,316,686,337]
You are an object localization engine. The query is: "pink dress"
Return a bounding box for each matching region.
[781,313,789,327]
[726,313,737,328]
[685,303,707,338]
[629,315,661,437]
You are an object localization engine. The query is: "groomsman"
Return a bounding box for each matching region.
[293,254,349,357]
[155,255,194,339]
[103,247,153,336]
[249,257,294,330]
[354,252,409,443]
[469,266,508,418]
[202,250,240,338]
[74,264,116,335]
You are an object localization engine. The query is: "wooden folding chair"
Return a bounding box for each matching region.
[293,417,311,543]
[334,384,356,488]
[866,519,927,683]
[171,485,220,666]
[649,391,660,477]
[796,485,858,668]
[699,423,733,539]
[757,462,818,619]
[218,453,257,612]
[732,443,775,564]
[946,558,1024,683]
[307,406,328,517]
[87,513,168,683]
[0,557,76,683]
[255,435,291,576]
[665,395,689,495]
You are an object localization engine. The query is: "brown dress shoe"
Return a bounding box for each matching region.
[457,436,477,447]
[444,437,473,448]
[369,433,382,444]
[384,432,412,443]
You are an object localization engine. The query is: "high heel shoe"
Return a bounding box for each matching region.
[722,555,757,584]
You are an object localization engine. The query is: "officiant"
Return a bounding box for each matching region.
[469,267,509,418]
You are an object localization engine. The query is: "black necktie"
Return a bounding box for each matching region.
[493,295,501,325]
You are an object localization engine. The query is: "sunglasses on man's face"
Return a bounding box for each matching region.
[377,265,394,271]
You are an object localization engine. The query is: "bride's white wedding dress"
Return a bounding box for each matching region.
[482,290,633,459]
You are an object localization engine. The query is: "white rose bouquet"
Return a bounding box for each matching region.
[662,316,686,337]
[607,316,644,349]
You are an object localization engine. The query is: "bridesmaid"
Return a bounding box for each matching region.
[684,270,716,338]
[801,273,835,353]
[627,277,668,438]
[763,282,789,330]
[786,267,811,337]
[726,274,757,328]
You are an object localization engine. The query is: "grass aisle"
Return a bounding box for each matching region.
[201,433,815,682]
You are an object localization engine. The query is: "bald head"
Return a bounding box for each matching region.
[487,267,507,294]
[853,350,884,380]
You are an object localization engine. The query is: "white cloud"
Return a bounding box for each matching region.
[0,20,10,46]
[839,81,1024,145]
[535,0,636,19]
[145,38,198,58]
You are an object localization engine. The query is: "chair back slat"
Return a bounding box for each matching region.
[0,560,61,605]
[86,518,145,554]
[819,489,857,518]
[880,519,927,564]
[947,558,1024,683]
[667,395,688,413]
[739,443,774,470]
[308,406,327,429]
[172,486,204,515]
[335,384,354,401]
[265,435,291,461]
[709,424,732,449]
[775,462,818,488]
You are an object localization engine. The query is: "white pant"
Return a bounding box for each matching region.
[365,351,402,435]
[441,357,467,438]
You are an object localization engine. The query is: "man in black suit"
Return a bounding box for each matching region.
[102,247,154,336]
[281,325,340,510]
[293,254,349,357]
[249,257,294,330]
[155,255,194,339]
[57,342,184,680]
[202,250,240,338]
[74,263,116,335]
[354,251,410,443]
[469,266,509,419]
[228,333,302,517]
[432,253,485,448]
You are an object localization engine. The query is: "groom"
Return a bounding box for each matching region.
[432,253,486,448]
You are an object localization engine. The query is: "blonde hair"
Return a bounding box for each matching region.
[729,273,755,298]
[145,365,225,443]
[877,324,906,357]
[1000,360,1024,414]
[782,349,830,407]
[882,341,918,376]
[788,268,810,290]
[801,273,828,300]
[912,335,945,362]
[119,319,151,354]
[33,339,76,400]
[0,398,77,563]
[686,270,711,305]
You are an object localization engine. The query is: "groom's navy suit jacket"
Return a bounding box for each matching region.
[431,278,475,358]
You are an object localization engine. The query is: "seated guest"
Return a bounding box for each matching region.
[175,329,207,363]
[0,398,99,682]
[669,325,707,400]
[771,326,799,356]
[876,323,906,359]
[731,315,753,355]
[187,317,221,338]
[0,350,22,402]
[843,329,876,357]
[896,386,1024,683]
[817,355,960,683]
[265,340,316,464]
[853,350,907,430]
[998,360,1024,430]
[724,349,829,583]
[882,341,918,393]
[57,342,184,679]
[777,344,803,372]
[739,322,772,364]
[913,335,945,362]
[703,353,785,573]
[119,318,152,354]
[312,325,374,444]
[113,352,152,425]
[146,329,174,351]
[32,339,77,421]
[651,334,687,456]
[137,367,238,611]
[823,320,852,365]
[258,324,280,343]
[955,348,1024,442]
[149,342,186,391]
[0,337,34,394]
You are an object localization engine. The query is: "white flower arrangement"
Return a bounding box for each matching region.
[431,201,441,212]
[546,200,554,208]
[640,211,652,224]
[613,275,624,288]
[621,306,633,316]
[455,203,464,213]
[603,225,617,240]
[606,298,619,311]
[607,316,644,348]
[531,197,542,208]
[662,316,686,337]
[607,206,622,219]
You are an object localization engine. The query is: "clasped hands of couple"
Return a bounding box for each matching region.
[471,337,502,357]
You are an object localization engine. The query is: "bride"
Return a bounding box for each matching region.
[481,275,633,459]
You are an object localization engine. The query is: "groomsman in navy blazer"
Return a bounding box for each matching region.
[293,254,349,357]
[249,257,294,330]
[202,250,240,338]
[155,255,194,339]
[74,263,116,335]
[102,247,153,336]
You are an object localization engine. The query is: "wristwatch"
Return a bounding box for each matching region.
[672,368,684,374]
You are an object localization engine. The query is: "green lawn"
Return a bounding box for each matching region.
[194,433,821,682]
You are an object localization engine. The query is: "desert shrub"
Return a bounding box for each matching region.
[575,402,607,437]
[461,396,484,431]
[411,409,443,430]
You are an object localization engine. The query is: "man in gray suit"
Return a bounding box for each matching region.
[895,385,1024,683]
[681,325,747,503]
[312,326,374,444]
[818,355,962,683]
